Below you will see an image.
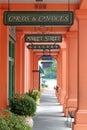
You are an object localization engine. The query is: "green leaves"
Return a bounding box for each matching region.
[9,94,36,116]
[26,90,41,101]
[0,112,31,130]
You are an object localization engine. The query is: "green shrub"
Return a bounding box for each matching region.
[9,94,36,116]
[26,90,41,101]
[41,82,48,88]
[0,110,31,130]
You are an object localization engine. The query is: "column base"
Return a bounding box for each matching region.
[73,123,87,130]
[75,110,87,123]
[64,107,68,117]
[64,99,77,117]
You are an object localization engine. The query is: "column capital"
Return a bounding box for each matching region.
[61,48,66,52]
[16,30,24,40]
[65,31,78,39]
[75,9,87,19]
[0,9,6,15]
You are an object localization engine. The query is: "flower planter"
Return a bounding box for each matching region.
[41,88,46,93]
[25,116,34,127]
[36,98,40,105]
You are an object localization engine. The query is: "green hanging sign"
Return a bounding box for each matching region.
[25,34,62,42]
[4,11,74,26]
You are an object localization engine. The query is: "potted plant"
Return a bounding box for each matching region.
[8,93,37,127]
[26,90,41,105]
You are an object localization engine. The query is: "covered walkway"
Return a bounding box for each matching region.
[33,91,71,130]
[1,0,87,130]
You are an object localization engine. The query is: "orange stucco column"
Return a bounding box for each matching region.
[25,46,36,92]
[0,9,9,109]
[15,31,25,94]
[63,36,69,116]
[56,56,59,87]
[25,45,30,92]
[56,55,60,98]
[66,32,78,115]
[59,49,67,106]
[21,38,26,93]
[33,54,40,90]
[73,10,87,130]
[57,51,62,102]
[28,50,34,90]
[33,53,38,70]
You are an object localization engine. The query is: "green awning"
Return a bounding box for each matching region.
[39,65,44,74]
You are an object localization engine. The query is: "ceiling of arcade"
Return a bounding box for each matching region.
[0,0,80,4]
[0,0,82,56]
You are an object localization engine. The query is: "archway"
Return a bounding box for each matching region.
[38,55,57,92]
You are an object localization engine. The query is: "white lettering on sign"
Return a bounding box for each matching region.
[25,35,62,42]
[4,11,73,26]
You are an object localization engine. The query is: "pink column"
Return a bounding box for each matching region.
[73,10,87,130]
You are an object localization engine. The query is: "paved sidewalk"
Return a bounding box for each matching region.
[33,91,71,130]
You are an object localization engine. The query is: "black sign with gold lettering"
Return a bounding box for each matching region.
[25,34,62,42]
[4,11,74,26]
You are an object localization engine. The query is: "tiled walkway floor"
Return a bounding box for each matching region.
[33,90,72,130]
